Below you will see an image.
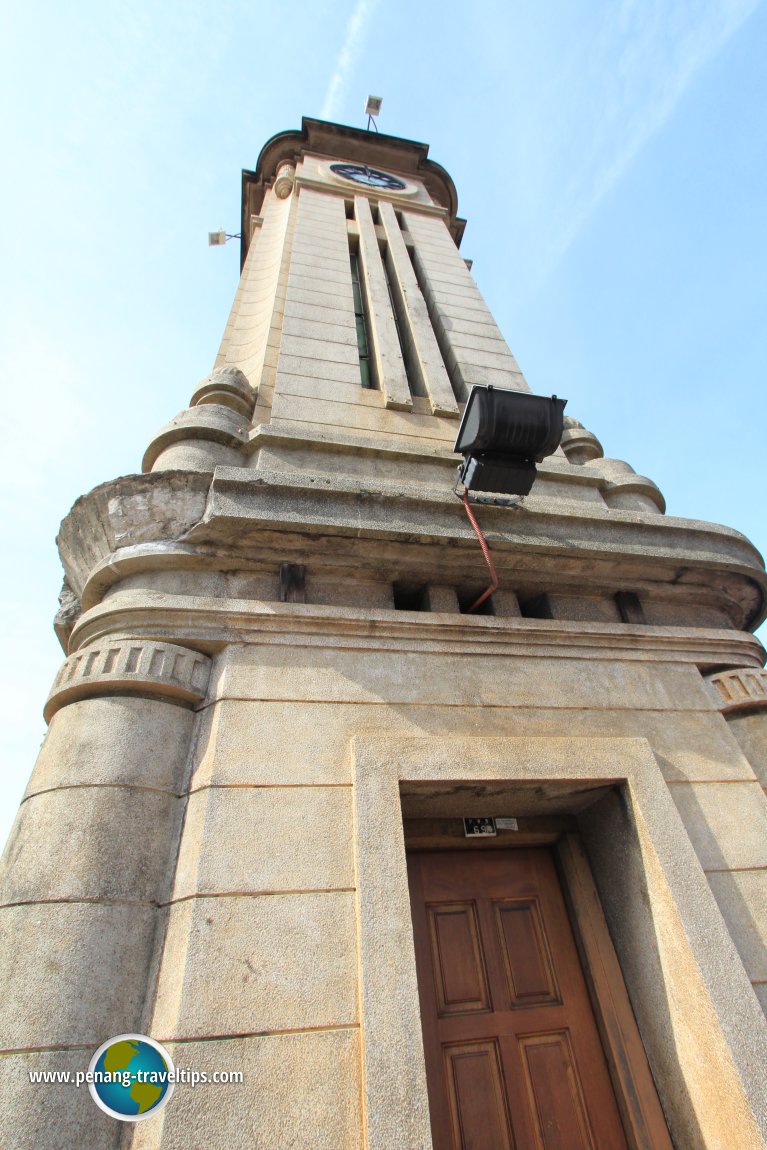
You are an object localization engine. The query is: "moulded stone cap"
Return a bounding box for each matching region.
[584,457,666,514]
[706,668,767,715]
[190,366,256,417]
[560,418,604,464]
[142,404,250,472]
[273,161,296,199]
[44,638,212,722]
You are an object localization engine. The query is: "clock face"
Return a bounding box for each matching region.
[329,162,406,191]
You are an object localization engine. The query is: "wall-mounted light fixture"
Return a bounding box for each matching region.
[454,385,567,496]
[208,229,242,247]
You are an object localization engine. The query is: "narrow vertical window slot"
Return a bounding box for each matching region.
[349,245,375,389]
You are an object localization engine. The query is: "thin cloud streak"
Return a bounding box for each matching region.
[544,0,761,276]
[321,0,379,120]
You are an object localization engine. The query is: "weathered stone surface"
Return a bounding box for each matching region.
[0,1050,122,1150]
[668,781,767,870]
[211,641,717,711]
[355,195,412,409]
[27,696,194,794]
[425,584,460,613]
[282,314,357,346]
[0,902,158,1049]
[276,351,362,381]
[53,577,81,651]
[755,984,767,1017]
[493,589,522,616]
[173,786,353,899]
[708,869,767,982]
[304,574,394,608]
[105,567,279,601]
[726,711,767,787]
[0,785,181,904]
[545,593,621,622]
[130,1030,361,1150]
[151,892,357,1039]
[189,695,757,790]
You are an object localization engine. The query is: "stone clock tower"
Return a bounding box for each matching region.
[2,118,767,1150]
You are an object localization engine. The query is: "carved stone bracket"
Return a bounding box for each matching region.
[44,639,212,722]
[706,667,767,715]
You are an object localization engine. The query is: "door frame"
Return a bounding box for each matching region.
[350,734,766,1150]
[405,822,671,1150]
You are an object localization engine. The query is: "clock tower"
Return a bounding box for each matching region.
[2,118,767,1149]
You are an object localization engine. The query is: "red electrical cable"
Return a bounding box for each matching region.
[462,489,499,613]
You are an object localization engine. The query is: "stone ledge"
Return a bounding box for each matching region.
[68,589,767,671]
[55,468,767,632]
[44,638,212,722]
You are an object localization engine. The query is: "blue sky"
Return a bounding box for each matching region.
[1,0,765,847]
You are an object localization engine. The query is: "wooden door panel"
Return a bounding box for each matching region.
[516,1031,597,1150]
[431,1007,570,1045]
[427,901,492,1016]
[444,1041,516,1150]
[408,848,630,1150]
[493,899,562,1009]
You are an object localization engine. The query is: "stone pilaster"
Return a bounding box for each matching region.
[0,640,211,1150]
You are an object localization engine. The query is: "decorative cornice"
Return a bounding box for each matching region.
[44,638,212,722]
[67,590,767,673]
[706,668,767,715]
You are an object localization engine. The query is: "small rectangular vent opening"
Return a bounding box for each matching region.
[458,589,496,616]
[519,594,553,620]
[393,583,429,612]
[615,591,647,625]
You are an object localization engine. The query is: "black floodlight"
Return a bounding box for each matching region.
[454,385,567,496]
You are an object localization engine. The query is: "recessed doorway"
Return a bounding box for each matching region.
[408,846,633,1149]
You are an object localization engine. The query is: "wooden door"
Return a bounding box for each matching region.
[407,848,630,1150]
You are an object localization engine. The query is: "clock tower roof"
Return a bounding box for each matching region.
[240,116,465,262]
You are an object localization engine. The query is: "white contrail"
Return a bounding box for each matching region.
[321,0,379,120]
[544,0,761,274]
